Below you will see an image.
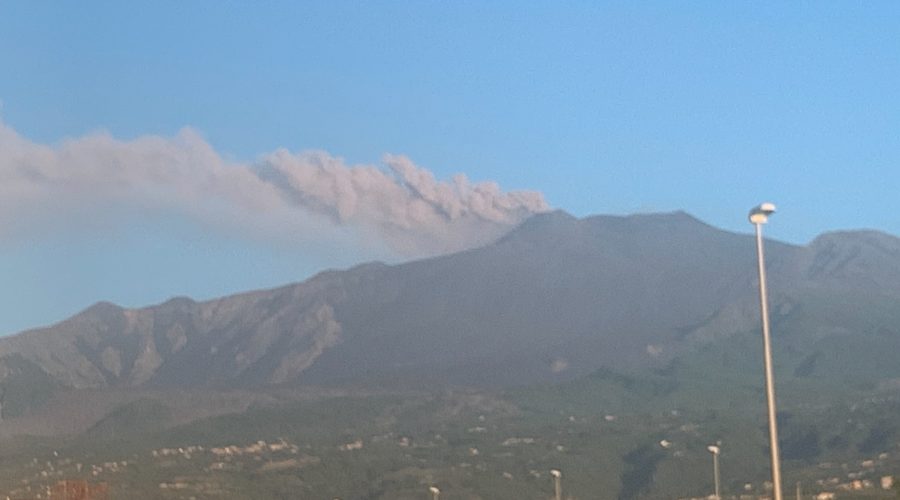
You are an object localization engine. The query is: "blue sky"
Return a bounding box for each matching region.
[1,1,899,335]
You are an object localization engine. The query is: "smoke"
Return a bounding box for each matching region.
[0,120,549,256]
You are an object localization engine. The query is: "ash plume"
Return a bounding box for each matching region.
[0,120,548,256]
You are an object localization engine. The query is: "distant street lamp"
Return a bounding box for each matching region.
[550,469,562,500]
[707,445,721,500]
[749,202,783,500]
[429,485,440,500]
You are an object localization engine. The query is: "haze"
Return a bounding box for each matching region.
[3,4,900,499]
[2,2,899,336]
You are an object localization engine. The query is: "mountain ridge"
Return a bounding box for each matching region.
[2,210,899,408]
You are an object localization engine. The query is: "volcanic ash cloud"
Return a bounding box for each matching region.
[0,120,549,257]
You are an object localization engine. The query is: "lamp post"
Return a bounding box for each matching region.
[749,202,783,500]
[707,445,721,500]
[429,485,440,500]
[550,469,562,500]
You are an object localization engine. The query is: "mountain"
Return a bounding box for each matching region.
[2,211,900,499]
[2,210,900,410]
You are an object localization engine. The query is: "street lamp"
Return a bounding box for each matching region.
[707,445,721,500]
[749,202,783,500]
[550,469,562,500]
[429,485,440,500]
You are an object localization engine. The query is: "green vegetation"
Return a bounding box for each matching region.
[0,375,898,499]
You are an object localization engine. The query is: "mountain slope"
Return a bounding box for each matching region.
[1,210,899,400]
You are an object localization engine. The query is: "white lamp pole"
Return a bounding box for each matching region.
[749,202,783,500]
[550,469,562,500]
[707,445,721,500]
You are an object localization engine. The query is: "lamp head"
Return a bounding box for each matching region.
[749,202,776,224]
[429,486,440,494]
[707,445,720,455]
[550,469,562,478]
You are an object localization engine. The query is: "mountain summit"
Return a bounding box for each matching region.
[2,211,900,407]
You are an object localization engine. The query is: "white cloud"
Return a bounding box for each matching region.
[0,121,549,257]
